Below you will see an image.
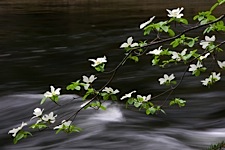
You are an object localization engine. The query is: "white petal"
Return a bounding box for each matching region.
[120,43,128,48]
[50,86,55,93]
[131,43,139,47]
[127,37,133,45]
[88,59,96,63]
[169,74,175,80]
[113,89,120,94]
[82,76,89,83]
[54,88,61,95]
[158,78,165,85]
[140,16,155,29]
[181,49,187,56]
[217,60,225,68]
[44,91,52,98]
[89,75,97,83]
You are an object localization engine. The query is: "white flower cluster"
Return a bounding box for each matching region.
[44,86,61,98]
[166,7,184,18]
[120,37,138,48]
[8,122,27,137]
[31,108,57,124]
[159,74,175,85]
[201,72,221,86]
[200,35,215,49]
[82,75,97,90]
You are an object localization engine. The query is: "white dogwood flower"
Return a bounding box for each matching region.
[201,78,211,86]
[171,49,187,61]
[102,87,120,94]
[120,37,138,48]
[217,60,225,69]
[200,35,215,49]
[8,122,27,137]
[121,90,136,100]
[54,120,72,130]
[82,75,97,90]
[44,86,61,98]
[201,72,221,86]
[137,94,151,102]
[88,56,107,67]
[211,72,221,81]
[146,46,163,55]
[159,74,175,85]
[188,61,203,73]
[31,108,44,120]
[42,112,57,124]
[166,7,184,18]
[140,16,155,29]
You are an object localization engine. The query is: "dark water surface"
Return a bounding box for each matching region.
[0,1,225,150]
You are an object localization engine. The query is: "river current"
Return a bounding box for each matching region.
[0,1,225,150]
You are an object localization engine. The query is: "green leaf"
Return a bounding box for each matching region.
[40,97,47,105]
[100,105,107,110]
[152,56,160,66]
[193,70,201,76]
[210,2,219,12]
[111,95,118,101]
[83,88,95,100]
[170,98,186,107]
[161,25,169,32]
[146,107,156,115]
[14,132,24,144]
[134,101,142,108]
[168,29,175,37]
[179,18,188,25]
[187,40,195,47]
[170,39,180,48]
[218,0,225,5]
[95,64,105,72]
[30,123,47,129]
[127,98,134,105]
[66,80,81,91]
[129,56,139,62]
[103,94,109,100]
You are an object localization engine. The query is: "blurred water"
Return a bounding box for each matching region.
[0,1,225,150]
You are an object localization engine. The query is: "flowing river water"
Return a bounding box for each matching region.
[0,1,225,150]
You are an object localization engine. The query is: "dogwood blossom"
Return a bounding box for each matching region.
[31,108,44,120]
[211,72,221,81]
[140,16,155,29]
[137,94,151,102]
[8,122,27,137]
[54,120,72,130]
[201,78,211,86]
[102,87,120,94]
[146,46,163,55]
[88,56,107,67]
[217,60,225,69]
[42,112,57,124]
[159,74,175,85]
[199,53,210,60]
[200,35,215,49]
[44,86,61,98]
[188,61,203,73]
[201,72,221,86]
[82,75,97,90]
[166,7,184,18]
[120,37,138,48]
[171,49,187,61]
[121,90,136,100]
